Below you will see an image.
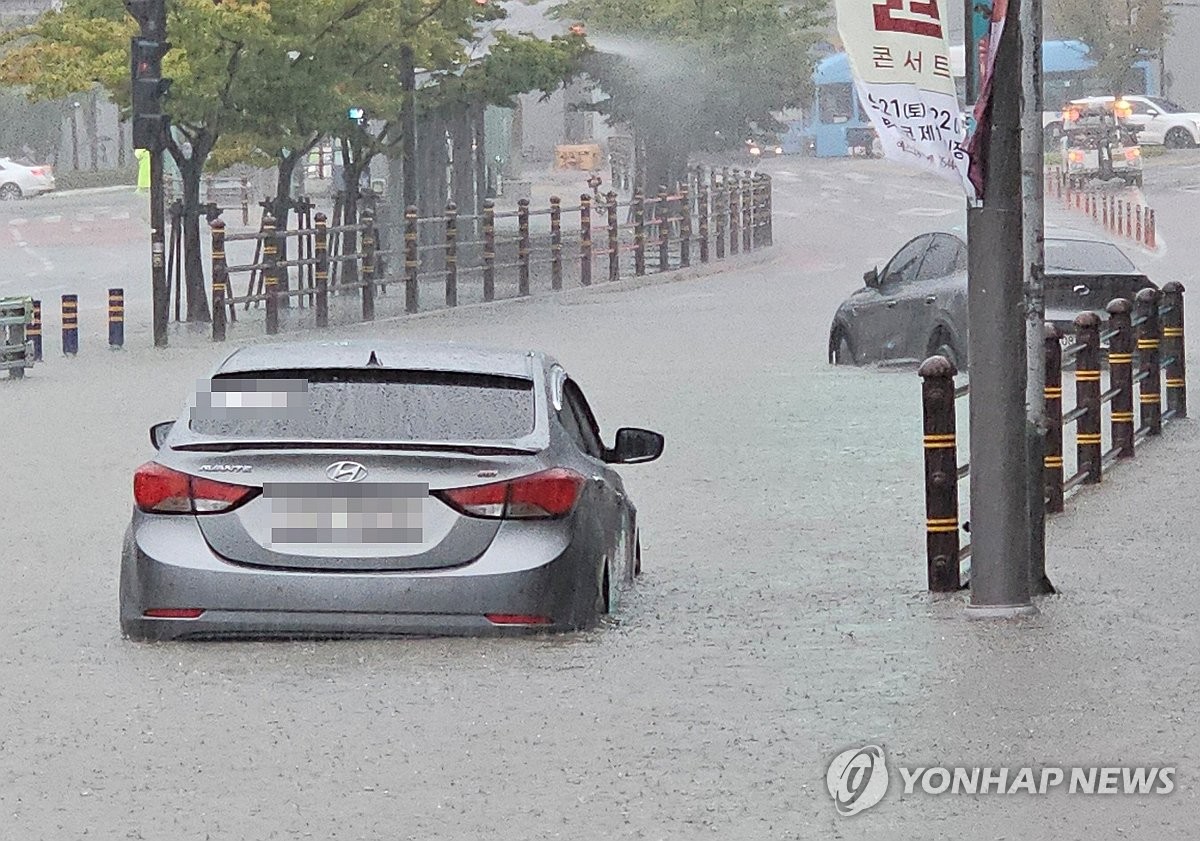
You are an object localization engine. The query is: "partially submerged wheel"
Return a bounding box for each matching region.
[0,183,22,201]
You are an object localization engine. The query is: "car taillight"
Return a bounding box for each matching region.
[30,167,45,177]
[133,462,257,514]
[438,468,585,519]
[486,614,552,626]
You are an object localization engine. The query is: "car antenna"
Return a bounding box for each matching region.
[366,350,382,367]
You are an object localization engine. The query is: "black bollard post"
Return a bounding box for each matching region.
[1162,281,1187,419]
[61,294,78,357]
[919,355,962,592]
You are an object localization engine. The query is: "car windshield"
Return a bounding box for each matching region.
[1044,238,1137,274]
[1149,97,1189,114]
[189,369,536,442]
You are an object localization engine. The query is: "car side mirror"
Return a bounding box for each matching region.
[864,267,880,288]
[604,427,664,464]
[150,421,174,449]
[1145,109,1159,117]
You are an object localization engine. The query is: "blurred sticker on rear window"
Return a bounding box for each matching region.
[264,482,427,546]
[191,378,310,421]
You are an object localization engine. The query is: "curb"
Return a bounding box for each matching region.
[43,185,140,199]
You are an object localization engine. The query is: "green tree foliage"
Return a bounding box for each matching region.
[0,0,583,316]
[1047,0,1171,94]
[557,0,829,187]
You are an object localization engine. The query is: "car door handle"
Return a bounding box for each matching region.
[886,300,898,308]
[924,295,936,305]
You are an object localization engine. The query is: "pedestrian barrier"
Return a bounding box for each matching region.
[207,167,774,342]
[0,296,34,379]
[1044,166,1157,250]
[919,283,1187,592]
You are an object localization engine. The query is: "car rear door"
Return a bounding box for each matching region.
[858,235,932,361]
[1126,98,1164,144]
[557,375,630,586]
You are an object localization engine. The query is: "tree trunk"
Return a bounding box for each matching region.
[168,132,214,323]
[177,158,212,323]
[473,105,487,208]
[271,152,301,304]
[451,107,476,240]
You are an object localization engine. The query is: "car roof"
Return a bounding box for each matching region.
[214,340,549,379]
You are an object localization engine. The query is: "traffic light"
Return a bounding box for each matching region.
[131,37,171,150]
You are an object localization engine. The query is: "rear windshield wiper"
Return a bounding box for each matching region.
[172,440,538,456]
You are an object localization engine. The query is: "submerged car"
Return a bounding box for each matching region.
[828,228,1156,370]
[120,340,664,641]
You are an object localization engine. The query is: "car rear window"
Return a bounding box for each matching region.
[189,369,536,442]
[1044,239,1137,275]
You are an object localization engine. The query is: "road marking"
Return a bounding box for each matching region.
[111,210,131,220]
[899,207,958,217]
[75,213,95,222]
[42,214,62,224]
[8,217,27,226]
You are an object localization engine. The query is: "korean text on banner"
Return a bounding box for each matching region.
[834,0,974,199]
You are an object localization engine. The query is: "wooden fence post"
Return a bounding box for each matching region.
[741,173,752,252]
[715,171,726,259]
[698,175,710,264]
[679,183,691,269]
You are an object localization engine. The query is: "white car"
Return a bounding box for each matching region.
[1119,95,1200,148]
[0,158,55,200]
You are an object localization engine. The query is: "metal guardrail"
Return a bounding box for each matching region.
[207,166,776,341]
[919,283,1187,592]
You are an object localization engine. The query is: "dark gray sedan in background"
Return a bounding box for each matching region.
[828,227,1156,369]
[120,340,664,641]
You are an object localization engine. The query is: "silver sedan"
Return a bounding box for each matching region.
[119,340,664,640]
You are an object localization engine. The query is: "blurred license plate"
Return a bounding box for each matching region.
[264,482,427,545]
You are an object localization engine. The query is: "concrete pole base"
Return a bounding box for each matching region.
[964,603,1039,620]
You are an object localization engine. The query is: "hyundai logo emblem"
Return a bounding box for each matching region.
[326,461,368,483]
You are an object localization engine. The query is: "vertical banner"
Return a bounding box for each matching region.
[965,0,1010,198]
[834,0,974,198]
[965,0,995,104]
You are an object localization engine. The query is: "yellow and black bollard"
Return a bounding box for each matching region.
[1135,287,1163,435]
[1106,298,1136,459]
[579,194,592,287]
[108,288,124,349]
[919,354,962,592]
[405,205,419,314]
[361,207,376,322]
[61,294,78,357]
[29,299,42,361]
[548,196,561,291]
[261,213,280,335]
[1043,324,1065,513]
[657,186,670,273]
[697,175,710,264]
[606,191,620,282]
[518,198,531,296]
[633,190,646,276]
[1074,311,1103,483]
[444,202,458,308]
[314,212,329,329]
[211,219,228,341]
[1162,281,1186,418]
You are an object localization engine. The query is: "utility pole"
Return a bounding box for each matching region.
[1021,0,1054,595]
[124,0,172,348]
[965,0,1036,618]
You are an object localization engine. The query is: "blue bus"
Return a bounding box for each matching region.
[805,40,1162,158]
